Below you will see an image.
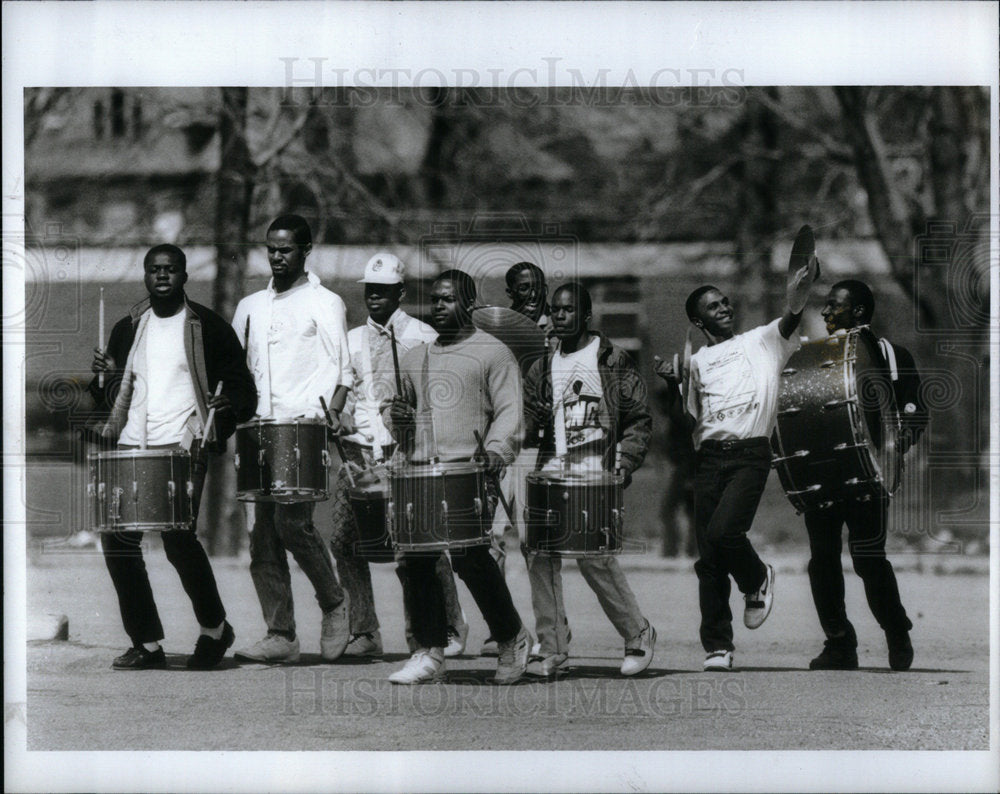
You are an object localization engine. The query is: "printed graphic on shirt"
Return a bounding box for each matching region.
[699,345,760,425]
[553,358,604,448]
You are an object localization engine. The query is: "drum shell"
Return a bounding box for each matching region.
[390,462,489,552]
[235,419,330,503]
[772,328,899,513]
[348,481,395,563]
[88,449,194,532]
[523,471,624,557]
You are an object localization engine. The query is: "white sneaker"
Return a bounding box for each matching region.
[495,627,531,685]
[344,631,383,657]
[744,564,775,629]
[388,648,445,685]
[704,650,734,671]
[321,595,351,661]
[540,652,569,677]
[234,633,301,664]
[479,637,499,657]
[444,624,469,658]
[621,621,656,676]
[530,640,544,662]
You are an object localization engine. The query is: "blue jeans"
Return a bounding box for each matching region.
[249,501,345,637]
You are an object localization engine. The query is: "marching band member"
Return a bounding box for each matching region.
[330,252,469,658]
[89,244,257,669]
[230,215,353,664]
[384,270,531,685]
[655,264,815,672]
[522,282,656,677]
[804,280,926,671]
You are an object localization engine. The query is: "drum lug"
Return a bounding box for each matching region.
[321,449,331,468]
[110,487,123,521]
[772,449,810,464]
[406,502,413,528]
[818,500,835,510]
[820,360,837,368]
[833,441,864,451]
[546,509,556,526]
[787,484,822,496]
[167,480,176,500]
[823,398,852,410]
[778,407,802,417]
[234,452,240,471]
[294,446,301,464]
[86,482,95,497]
[440,500,449,526]
[132,480,139,501]
[612,507,623,531]
[473,497,483,517]
[581,509,588,534]
[186,480,195,500]
[258,449,267,467]
[781,367,797,376]
[97,482,106,501]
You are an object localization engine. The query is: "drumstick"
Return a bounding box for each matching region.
[98,287,105,388]
[320,394,356,488]
[473,429,515,526]
[202,382,224,446]
[389,326,403,395]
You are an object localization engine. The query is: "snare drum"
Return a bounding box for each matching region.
[390,461,489,552]
[524,471,624,556]
[772,327,901,513]
[235,418,331,503]
[348,478,395,563]
[88,449,194,532]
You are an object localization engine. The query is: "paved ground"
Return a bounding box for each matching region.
[20,542,991,755]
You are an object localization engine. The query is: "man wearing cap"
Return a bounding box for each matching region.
[329,253,469,658]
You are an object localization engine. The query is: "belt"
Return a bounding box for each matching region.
[700,437,770,452]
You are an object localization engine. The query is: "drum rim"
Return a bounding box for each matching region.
[90,449,191,460]
[388,461,485,475]
[525,470,624,485]
[94,522,193,532]
[845,327,900,494]
[237,416,328,429]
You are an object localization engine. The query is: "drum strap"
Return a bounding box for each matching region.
[878,338,899,382]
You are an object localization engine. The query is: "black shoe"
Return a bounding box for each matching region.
[112,645,167,670]
[187,622,235,670]
[887,631,913,671]
[809,643,859,670]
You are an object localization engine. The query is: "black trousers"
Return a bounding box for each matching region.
[693,438,771,653]
[400,544,521,650]
[805,496,912,647]
[101,450,226,646]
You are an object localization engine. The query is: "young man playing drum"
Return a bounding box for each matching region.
[330,252,469,658]
[89,244,257,669]
[522,282,656,677]
[230,215,354,664]
[656,259,816,671]
[384,270,532,685]
[804,280,925,671]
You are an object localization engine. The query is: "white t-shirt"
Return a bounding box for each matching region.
[551,336,605,453]
[687,318,800,450]
[232,272,352,419]
[119,309,199,446]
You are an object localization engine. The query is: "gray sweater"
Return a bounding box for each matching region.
[387,329,522,464]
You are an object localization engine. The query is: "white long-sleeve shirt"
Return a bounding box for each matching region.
[232,272,352,419]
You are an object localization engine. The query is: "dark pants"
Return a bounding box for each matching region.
[102,449,226,646]
[805,496,912,648]
[693,438,771,653]
[400,545,521,649]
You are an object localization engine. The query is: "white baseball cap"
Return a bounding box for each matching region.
[358,252,405,284]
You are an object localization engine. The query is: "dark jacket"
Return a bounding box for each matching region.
[87,295,257,450]
[523,332,652,478]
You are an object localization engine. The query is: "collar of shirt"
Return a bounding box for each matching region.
[266,271,318,295]
[366,307,406,337]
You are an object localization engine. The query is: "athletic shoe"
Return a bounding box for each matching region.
[887,630,914,671]
[540,652,569,677]
[444,624,469,658]
[112,646,166,670]
[479,636,499,657]
[344,631,383,657]
[744,564,775,629]
[388,648,445,685]
[808,643,859,671]
[530,640,544,662]
[234,633,300,664]
[187,621,235,670]
[320,595,351,661]
[621,620,657,676]
[495,627,531,685]
[703,650,734,672]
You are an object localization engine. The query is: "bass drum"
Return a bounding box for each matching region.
[772,327,900,513]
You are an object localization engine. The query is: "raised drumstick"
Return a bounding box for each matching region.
[473,429,515,528]
[389,326,403,395]
[321,394,356,488]
[202,382,224,445]
[98,287,105,388]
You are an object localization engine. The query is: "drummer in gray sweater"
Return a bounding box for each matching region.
[383,269,531,685]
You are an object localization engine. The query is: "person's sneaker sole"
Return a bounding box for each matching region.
[744,564,775,629]
[703,650,734,672]
[621,625,656,676]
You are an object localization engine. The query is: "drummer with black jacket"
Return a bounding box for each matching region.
[89,244,257,670]
[805,280,925,672]
[522,282,656,677]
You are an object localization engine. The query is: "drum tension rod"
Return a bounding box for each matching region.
[772,449,810,464]
[778,407,802,416]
